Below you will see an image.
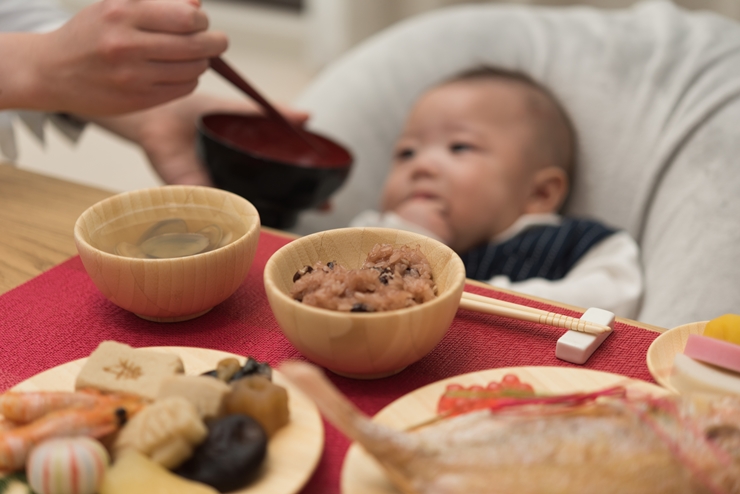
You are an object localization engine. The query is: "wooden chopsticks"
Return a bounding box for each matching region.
[459,292,611,335]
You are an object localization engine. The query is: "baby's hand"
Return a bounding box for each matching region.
[394,199,454,245]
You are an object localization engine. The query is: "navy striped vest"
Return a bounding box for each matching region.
[460,218,617,282]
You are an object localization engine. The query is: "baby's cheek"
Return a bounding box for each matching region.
[379,175,405,211]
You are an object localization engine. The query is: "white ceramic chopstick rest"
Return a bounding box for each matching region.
[555,308,614,364]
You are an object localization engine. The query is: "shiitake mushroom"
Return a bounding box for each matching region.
[174,414,267,492]
[230,358,272,382]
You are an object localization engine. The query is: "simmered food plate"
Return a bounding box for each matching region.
[340,366,667,494]
[11,346,324,494]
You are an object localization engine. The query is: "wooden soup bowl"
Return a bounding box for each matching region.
[74,186,260,322]
[263,228,466,379]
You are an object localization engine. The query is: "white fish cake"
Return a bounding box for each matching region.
[75,341,184,400]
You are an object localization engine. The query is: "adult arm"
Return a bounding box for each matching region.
[89,93,309,186]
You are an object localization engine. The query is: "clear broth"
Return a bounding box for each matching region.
[90,205,247,259]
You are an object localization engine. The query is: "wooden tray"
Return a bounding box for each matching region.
[11,346,324,494]
[340,366,667,494]
[646,321,707,391]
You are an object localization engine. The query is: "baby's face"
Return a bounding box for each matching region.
[381,79,544,253]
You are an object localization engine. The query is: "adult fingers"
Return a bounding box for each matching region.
[144,81,201,106]
[275,105,310,125]
[145,59,210,85]
[141,30,228,61]
[134,1,209,34]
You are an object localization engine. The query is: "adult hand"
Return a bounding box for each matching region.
[92,93,310,186]
[18,0,227,115]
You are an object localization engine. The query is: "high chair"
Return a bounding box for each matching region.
[290,0,740,328]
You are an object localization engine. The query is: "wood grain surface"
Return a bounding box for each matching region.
[341,366,669,494]
[13,345,325,494]
[0,163,113,294]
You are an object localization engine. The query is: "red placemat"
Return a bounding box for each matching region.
[0,230,659,493]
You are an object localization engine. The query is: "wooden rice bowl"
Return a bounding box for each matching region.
[263,228,466,379]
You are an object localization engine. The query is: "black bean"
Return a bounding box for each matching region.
[292,265,314,282]
[204,357,273,383]
[230,357,272,382]
[379,272,392,285]
[351,303,371,312]
[115,407,127,426]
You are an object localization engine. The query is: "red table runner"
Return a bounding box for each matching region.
[0,230,659,493]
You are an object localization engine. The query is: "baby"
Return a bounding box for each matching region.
[351,67,643,318]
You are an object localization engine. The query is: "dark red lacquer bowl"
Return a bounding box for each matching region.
[197,113,353,229]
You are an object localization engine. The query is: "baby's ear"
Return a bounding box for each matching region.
[524,166,569,214]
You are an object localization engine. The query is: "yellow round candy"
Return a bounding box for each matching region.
[703,314,740,345]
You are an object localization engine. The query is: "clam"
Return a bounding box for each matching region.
[115,242,146,259]
[197,224,223,253]
[137,218,188,245]
[140,233,210,259]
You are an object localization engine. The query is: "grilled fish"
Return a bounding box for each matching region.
[281,362,740,494]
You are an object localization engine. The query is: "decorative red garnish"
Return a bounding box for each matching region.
[436,374,627,418]
[437,374,536,416]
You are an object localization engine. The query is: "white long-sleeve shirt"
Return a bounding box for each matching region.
[350,211,644,319]
[0,0,79,161]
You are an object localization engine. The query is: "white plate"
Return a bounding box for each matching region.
[340,365,667,494]
[12,346,324,494]
[646,321,706,391]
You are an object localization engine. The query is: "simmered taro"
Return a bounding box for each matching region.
[174,415,267,492]
[223,376,289,438]
[290,243,437,312]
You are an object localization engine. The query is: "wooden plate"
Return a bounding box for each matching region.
[340,366,667,494]
[11,346,324,494]
[646,321,707,391]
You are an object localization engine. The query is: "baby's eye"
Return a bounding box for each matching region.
[450,142,474,153]
[395,148,415,161]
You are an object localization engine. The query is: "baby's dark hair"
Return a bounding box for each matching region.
[447,66,576,177]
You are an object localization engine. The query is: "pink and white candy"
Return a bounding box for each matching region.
[26,437,109,494]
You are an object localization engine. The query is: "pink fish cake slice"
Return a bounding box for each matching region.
[684,334,740,374]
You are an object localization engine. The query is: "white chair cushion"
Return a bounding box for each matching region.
[293,0,740,328]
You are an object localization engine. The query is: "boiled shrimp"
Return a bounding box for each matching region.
[0,396,143,471]
[0,418,17,433]
[281,361,740,494]
[0,389,105,423]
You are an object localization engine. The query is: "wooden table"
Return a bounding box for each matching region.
[0,163,113,295]
[0,162,665,333]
